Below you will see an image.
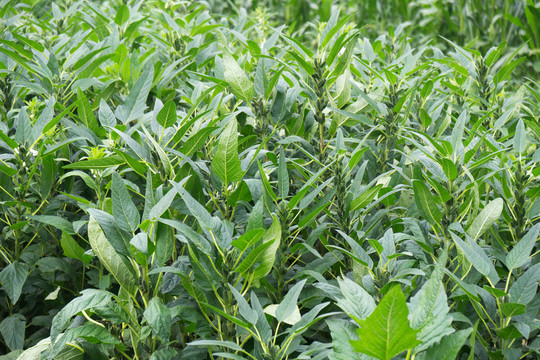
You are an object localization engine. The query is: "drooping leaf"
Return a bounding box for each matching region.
[88,216,137,296]
[0,314,25,351]
[0,262,29,304]
[51,289,113,342]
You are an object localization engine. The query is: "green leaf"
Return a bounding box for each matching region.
[15,108,32,145]
[88,216,137,296]
[115,4,130,26]
[350,184,382,212]
[63,156,126,170]
[327,319,363,360]
[211,118,243,185]
[509,263,540,305]
[276,279,306,323]
[419,329,473,360]
[117,66,154,124]
[112,171,140,233]
[223,50,254,102]
[499,302,526,317]
[413,180,443,227]
[51,289,112,342]
[31,215,75,234]
[252,216,281,281]
[180,126,217,157]
[466,198,503,241]
[351,285,420,360]
[156,100,177,128]
[76,89,101,136]
[506,224,540,270]
[440,158,457,182]
[278,147,289,199]
[60,232,86,261]
[0,314,25,351]
[228,284,258,324]
[0,262,30,304]
[148,187,177,220]
[98,99,116,128]
[188,340,243,352]
[513,119,527,154]
[450,232,499,284]
[144,297,171,343]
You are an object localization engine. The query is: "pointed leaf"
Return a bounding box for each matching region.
[112,172,140,233]
[88,216,137,296]
[156,100,177,128]
[466,198,503,241]
[223,50,254,102]
[211,118,243,184]
[506,224,540,270]
[0,262,29,304]
[351,286,420,360]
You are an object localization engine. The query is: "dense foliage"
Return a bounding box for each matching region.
[0,0,539,359]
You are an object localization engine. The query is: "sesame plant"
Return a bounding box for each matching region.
[0,1,539,360]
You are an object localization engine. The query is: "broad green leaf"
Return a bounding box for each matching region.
[350,184,382,212]
[223,50,254,102]
[117,66,154,124]
[51,289,112,342]
[180,126,218,157]
[450,232,499,284]
[228,284,258,324]
[144,297,171,343]
[112,171,140,233]
[466,198,503,241]
[211,118,243,185]
[115,4,130,25]
[336,277,376,321]
[46,324,120,359]
[509,263,540,305]
[0,262,30,304]
[148,187,177,220]
[31,215,75,234]
[98,99,116,128]
[506,224,540,270]
[252,216,281,281]
[499,302,526,317]
[156,100,177,128]
[15,108,32,145]
[351,286,420,360]
[413,180,443,227]
[327,319,363,360]
[264,304,301,326]
[418,329,473,360]
[0,314,25,351]
[276,279,306,323]
[88,217,137,296]
[440,158,457,181]
[60,232,85,261]
[76,89,101,136]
